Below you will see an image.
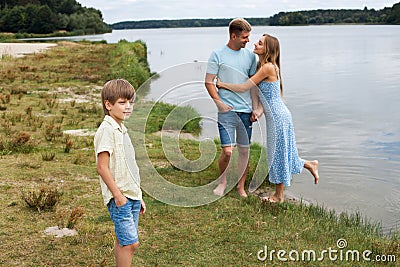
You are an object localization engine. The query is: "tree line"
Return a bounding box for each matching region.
[112,18,270,30]
[113,2,400,30]
[1,1,399,34]
[269,6,397,25]
[0,0,111,34]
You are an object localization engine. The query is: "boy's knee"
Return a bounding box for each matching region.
[132,241,139,250]
[126,241,139,253]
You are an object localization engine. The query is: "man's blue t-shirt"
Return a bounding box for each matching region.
[206,45,257,113]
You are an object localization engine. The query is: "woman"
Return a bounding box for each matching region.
[217,34,319,203]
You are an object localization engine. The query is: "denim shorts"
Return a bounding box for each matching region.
[217,111,253,147]
[107,198,141,246]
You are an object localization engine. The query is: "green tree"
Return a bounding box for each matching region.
[0,0,110,34]
[387,2,400,24]
[30,5,56,33]
[288,12,307,25]
[59,0,78,15]
[1,5,26,32]
[56,13,69,30]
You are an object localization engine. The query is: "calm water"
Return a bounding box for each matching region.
[61,25,400,234]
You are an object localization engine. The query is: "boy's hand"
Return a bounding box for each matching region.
[114,194,128,207]
[140,199,146,214]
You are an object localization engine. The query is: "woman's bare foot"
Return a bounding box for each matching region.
[259,194,284,203]
[305,160,319,184]
[213,183,226,196]
[260,183,285,203]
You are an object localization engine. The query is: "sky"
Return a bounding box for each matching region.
[77,0,399,24]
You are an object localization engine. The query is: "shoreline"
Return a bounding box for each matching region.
[0,42,57,58]
[0,40,397,265]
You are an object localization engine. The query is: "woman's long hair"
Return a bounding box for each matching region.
[259,34,283,96]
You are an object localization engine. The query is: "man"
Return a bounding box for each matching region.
[205,18,258,197]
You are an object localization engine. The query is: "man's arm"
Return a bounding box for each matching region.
[97,151,127,206]
[205,73,233,112]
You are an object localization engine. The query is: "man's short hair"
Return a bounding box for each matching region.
[101,79,135,115]
[229,18,252,37]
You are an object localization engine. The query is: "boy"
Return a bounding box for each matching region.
[94,79,146,267]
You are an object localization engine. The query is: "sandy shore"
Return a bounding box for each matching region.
[0,43,57,58]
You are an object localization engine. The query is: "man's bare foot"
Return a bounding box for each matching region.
[259,195,283,203]
[213,183,226,196]
[308,160,319,184]
[237,188,248,198]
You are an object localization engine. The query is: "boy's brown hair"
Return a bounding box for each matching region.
[101,79,135,115]
[229,18,252,37]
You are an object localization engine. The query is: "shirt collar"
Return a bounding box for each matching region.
[104,115,127,134]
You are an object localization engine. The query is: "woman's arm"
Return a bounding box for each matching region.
[217,78,256,93]
[205,73,234,112]
[216,65,269,92]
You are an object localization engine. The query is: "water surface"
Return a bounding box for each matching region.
[53,25,400,234]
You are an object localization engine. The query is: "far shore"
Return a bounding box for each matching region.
[0,42,57,58]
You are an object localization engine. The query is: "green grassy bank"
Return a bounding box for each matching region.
[0,41,398,266]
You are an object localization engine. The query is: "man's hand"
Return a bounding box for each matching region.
[251,105,264,122]
[215,99,234,113]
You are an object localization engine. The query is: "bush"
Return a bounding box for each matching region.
[145,102,202,135]
[56,207,85,229]
[21,186,62,211]
[41,151,55,161]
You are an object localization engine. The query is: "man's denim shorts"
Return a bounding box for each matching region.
[107,198,141,246]
[217,111,253,147]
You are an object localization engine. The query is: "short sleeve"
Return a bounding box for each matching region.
[206,51,219,75]
[95,127,114,157]
[249,53,257,76]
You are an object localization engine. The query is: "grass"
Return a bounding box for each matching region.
[0,40,398,266]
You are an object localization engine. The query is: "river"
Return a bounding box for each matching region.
[33,25,400,234]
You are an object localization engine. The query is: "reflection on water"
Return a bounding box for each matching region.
[49,25,400,234]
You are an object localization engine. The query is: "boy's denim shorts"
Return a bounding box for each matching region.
[107,198,141,246]
[217,111,253,147]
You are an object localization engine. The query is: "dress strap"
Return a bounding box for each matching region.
[273,64,280,80]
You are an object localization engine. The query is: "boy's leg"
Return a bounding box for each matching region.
[114,240,139,267]
[108,199,141,266]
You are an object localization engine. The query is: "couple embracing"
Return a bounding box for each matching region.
[205,18,319,203]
